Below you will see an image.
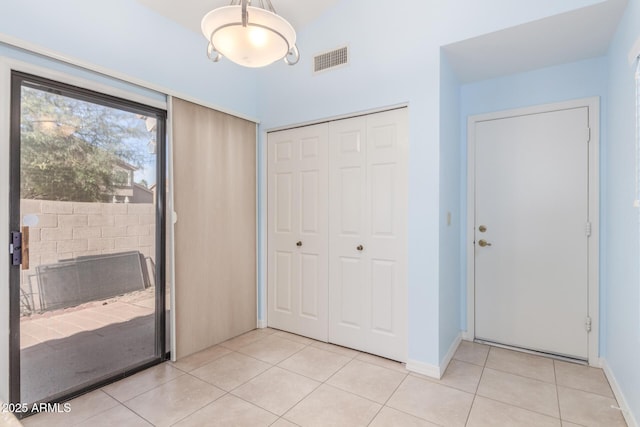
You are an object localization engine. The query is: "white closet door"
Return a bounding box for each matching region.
[267,124,329,341]
[329,109,408,361]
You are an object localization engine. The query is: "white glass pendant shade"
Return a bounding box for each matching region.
[201,5,296,68]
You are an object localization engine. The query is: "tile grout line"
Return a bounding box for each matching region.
[475,349,563,422]
[31,332,619,427]
[553,359,564,424]
[365,371,413,427]
[165,329,315,421]
[164,390,229,427]
[111,399,156,427]
[208,337,319,422]
[59,389,121,427]
[265,337,336,425]
[462,346,490,426]
[114,371,220,425]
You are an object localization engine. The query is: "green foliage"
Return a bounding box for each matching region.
[20,86,154,202]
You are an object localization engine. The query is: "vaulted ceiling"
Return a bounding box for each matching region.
[136,0,341,35]
[137,0,628,84]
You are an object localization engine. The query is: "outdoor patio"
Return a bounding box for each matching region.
[19,288,162,404]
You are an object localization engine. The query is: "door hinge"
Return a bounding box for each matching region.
[585,316,592,332]
[10,231,22,266]
[585,221,592,237]
[586,127,591,143]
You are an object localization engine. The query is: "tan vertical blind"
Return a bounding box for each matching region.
[171,97,256,359]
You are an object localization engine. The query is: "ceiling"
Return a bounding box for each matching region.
[136,0,341,36]
[443,0,628,83]
[138,0,627,84]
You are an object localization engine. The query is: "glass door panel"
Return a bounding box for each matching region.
[10,72,166,406]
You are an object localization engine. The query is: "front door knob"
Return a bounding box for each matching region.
[478,239,492,247]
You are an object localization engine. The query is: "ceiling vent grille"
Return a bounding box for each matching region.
[314,46,349,73]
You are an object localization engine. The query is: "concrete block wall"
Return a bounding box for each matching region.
[19,200,156,313]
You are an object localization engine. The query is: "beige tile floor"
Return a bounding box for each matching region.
[21,329,628,427]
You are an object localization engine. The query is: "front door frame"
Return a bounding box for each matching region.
[465,97,600,366]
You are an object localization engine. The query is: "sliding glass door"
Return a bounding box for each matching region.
[9,71,167,410]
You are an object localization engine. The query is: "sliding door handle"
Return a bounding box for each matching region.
[21,226,29,270]
[10,227,29,269]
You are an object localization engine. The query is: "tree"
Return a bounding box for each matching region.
[20,86,155,202]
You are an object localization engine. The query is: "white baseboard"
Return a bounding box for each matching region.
[461,331,473,341]
[441,333,462,375]
[257,320,267,329]
[592,357,605,368]
[406,333,462,380]
[602,359,638,427]
[406,359,441,379]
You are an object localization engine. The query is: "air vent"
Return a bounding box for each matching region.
[314,46,349,73]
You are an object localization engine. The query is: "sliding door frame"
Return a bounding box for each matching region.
[7,68,167,414]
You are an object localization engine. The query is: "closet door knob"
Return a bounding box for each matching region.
[478,239,492,247]
[356,245,364,251]
[296,241,302,247]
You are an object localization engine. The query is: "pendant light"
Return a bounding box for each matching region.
[201,0,299,68]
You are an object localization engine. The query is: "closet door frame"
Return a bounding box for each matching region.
[263,105,408,361]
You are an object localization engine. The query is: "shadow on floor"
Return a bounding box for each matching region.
[20,313,158,404]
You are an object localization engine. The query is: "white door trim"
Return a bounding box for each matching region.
[466,97,600,365]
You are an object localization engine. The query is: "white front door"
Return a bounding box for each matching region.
[267,124,329,341]
[473,106,591,359]
[328,108,408,362]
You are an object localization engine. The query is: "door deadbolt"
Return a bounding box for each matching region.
[478,225,487,233]
[478,239,492,247]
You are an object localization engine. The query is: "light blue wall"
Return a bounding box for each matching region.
[0,0,258,118]
[256,0,608,366]
[460,57,608,118]
[0,44,166,103]
[257,0,443,365]
[439,53,462,361]
[459,56,609,342]
[0,0,616,375]
[604,0,640,422]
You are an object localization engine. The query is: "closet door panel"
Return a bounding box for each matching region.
[365,109,408,360]
[338,257,364,328]
[371,163,395,237]
[371,260,395,334]
[267,124,328,341]
[274,251,293,313]
[329,117,368,349]
[275,173,294,233]
[329,109,408,362]
[299,253,320,319]
[300,170,320,233]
